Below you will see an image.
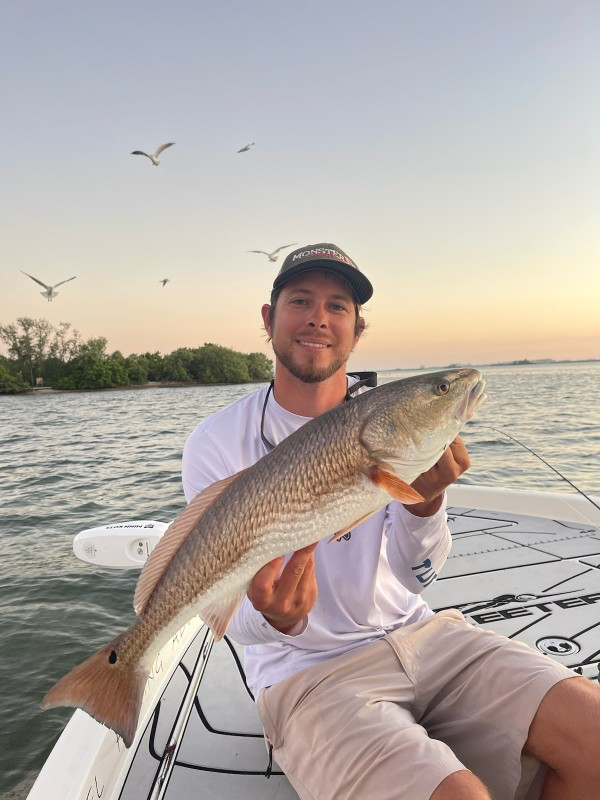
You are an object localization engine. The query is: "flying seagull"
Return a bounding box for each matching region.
[21,271,76,302]
[159,278,170,287]
[131,142,175,166]
[246,243,298,262]
[237,142,255,153]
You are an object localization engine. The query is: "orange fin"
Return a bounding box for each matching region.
[369,465,424,504]
[42,632,145,748]
[328,509,379,542]
[201,591,246,641]
[134,472,244,615]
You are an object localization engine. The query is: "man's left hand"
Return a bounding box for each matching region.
[405,435,471,517]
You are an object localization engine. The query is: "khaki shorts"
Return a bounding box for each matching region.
[257,610,574,800]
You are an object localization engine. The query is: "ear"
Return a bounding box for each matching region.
[354,316,366,344]
[261,304,272,337]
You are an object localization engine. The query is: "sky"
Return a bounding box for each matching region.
[1,0,598,371]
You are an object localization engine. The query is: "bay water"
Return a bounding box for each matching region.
[1,362,598,796]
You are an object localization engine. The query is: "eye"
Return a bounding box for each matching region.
[435,381,450,396]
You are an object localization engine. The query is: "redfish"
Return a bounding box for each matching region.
[43,368,486,746]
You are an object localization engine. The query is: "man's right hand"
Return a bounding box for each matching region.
[247,543,318,634]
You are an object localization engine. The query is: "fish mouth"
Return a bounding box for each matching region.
[456,378,487,422]
[466,379,487,420]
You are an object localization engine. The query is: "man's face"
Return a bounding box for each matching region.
[262,270,363,384]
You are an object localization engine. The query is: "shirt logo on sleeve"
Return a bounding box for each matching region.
[412,558,438,587]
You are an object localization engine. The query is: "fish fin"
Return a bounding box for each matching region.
[42,632,145,748]
[134,472,245,615]
[201,591,246,641]
[369,465,424,504]
[328,509,380,542]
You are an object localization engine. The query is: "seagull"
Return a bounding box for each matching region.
[246,243,298,262]
[237,142,255,153]
[21,271,76,302]
[131,142,175,166]
[159,278,171,287]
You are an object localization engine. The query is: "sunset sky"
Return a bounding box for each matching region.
[1,0,598,370]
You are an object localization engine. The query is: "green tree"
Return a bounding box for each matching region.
[0,318,82,386]
[0,362,31,393]
[125,354,149,384]
[191,343,251,383]
[54,337,117,389]
[108,352,129,386]
[0,318,39,385]
[245,351,273,381]
[160,350,194,382]
[140,351,164,381]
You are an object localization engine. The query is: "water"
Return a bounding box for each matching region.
[1,363,598,795]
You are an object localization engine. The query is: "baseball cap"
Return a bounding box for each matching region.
[273,243,373,304]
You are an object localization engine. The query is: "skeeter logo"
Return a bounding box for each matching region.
[436,591,600,624]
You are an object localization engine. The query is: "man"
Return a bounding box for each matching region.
[182,243,600,800]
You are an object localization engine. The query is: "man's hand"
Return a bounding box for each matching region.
[405,435,471,517]
[247,542,318,634]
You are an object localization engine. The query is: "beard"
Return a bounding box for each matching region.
[272,340,351,383]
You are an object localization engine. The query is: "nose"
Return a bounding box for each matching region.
[307,302,329,329]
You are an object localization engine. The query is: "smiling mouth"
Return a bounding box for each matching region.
[298,340,330,349]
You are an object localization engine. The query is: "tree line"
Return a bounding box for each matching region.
[0,318,273,393]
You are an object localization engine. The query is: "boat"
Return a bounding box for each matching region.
[28,485,600,800]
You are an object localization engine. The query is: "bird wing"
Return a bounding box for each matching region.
[247,250,270,256]
[271,243,298,255]
[53,276,77,289]
[154,142,175,157]
[237,142,254,152]
[131,151,151,158]
[21,271,50,290]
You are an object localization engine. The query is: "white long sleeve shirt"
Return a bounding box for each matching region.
[181,380,451,695]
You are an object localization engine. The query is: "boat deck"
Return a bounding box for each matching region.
[120,502,600,799]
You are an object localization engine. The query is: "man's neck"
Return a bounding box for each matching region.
[271,366,348,417]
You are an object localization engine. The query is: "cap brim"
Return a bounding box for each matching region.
[273,262,373,304]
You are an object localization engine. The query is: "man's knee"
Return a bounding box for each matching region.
[525,676,600,783]
[430,769,491,800]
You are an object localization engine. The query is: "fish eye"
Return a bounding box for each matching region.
[435,381,450,396]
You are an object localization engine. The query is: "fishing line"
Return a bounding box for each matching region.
[480,425,600,514]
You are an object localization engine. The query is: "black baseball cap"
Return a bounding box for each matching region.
[273,243,373,304]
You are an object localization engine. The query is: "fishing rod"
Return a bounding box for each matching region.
[480,425,600,514]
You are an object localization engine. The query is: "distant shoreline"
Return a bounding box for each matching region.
[8,360,600,396]
[28,380,268,394]
[381,358,600,372]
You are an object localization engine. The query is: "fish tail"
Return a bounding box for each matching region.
[42,634,146,748]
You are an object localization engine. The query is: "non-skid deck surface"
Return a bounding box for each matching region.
[120,507,600,799]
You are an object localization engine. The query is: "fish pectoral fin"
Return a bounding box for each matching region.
[328,509,380,542]
[133,471,247,616]
[202,592,246,641]
[369,465,424,504]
